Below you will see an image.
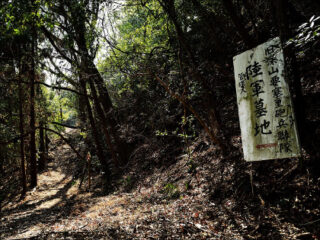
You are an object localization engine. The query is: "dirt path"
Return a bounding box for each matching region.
[0,140,88,239]
[0,135,232,239]
[2,132,317,239]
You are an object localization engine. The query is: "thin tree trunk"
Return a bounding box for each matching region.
[78,93,87,128]
[158,0,226,152]
[87,153,91,191]
[19,72,27,195]
[45,127,49,157]
[29,32,37,188]
[87,78,119,168]
[80,79,111,182]
[55,1,128,164]
[86,59,128,164]
[42,127,84,162]
[0,151,4,175]
[0,149,3,174]
[38,122,46,171]
[76,21,128,163]
[153,74,220,147]
[60,102,63,122]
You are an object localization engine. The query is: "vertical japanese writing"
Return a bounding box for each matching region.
[265,42,292,153]
[234,37,300,161]
[238,60,272,137]
[238,73,247,94]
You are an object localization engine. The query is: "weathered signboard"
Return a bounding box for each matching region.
[233,37,301,161]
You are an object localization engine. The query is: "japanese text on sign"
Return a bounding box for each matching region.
[233,37,301,161]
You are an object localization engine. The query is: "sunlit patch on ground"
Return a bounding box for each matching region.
[2,129,319,240]
[37,198,61,210]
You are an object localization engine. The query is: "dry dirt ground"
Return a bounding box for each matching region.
[1,132,320,239]
[1,137,231,240]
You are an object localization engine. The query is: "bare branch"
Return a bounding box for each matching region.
[51,121,81,129]
[41,27,75,65]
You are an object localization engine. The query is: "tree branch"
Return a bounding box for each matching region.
[51,121,81,129]
[41,26,75,65]
[152,72,220,147]
[42,127,85,162]
[36,81,86,96]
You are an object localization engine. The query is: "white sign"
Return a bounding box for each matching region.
[233,37,301,161]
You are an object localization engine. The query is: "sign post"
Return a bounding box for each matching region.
[233,37,301,161]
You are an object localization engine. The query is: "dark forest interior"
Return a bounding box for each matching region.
[0,0,320,239]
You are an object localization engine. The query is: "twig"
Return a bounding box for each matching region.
[300,218,320,226]
[51,122,80,129]
[250,163,254,196]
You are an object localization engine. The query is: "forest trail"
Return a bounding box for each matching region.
[0,133,98,239]
[1,130,318,240]
[0,131,228,240]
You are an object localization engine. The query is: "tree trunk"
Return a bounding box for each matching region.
[87,77,119,168]
[45,127,49,157]
[158,0,226,153]
[80,78,111,182]
[0,147,4,175]
[19,72,27,195]
[60,101,63,122]
[86,58,128,164]
[38,122,46,171]
[78,92,87,128]
[29,37,37,188]
[74,16,128,163]
[60,1,128,163]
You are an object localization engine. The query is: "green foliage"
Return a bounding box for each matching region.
[155,129,168,136]
[71,180,78,186]
[46,89,78,130]
[288,15,320,55]
[162,183,180,199]
[187,159,197,174]
[119,175,135,190]
[0,0,319,207]
[79,131,87,139]
[0,0,42,37]
[184,180,191,191]
[179,115,196,140]
[98,0,171,96]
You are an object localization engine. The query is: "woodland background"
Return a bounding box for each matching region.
[0,0,320,239]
